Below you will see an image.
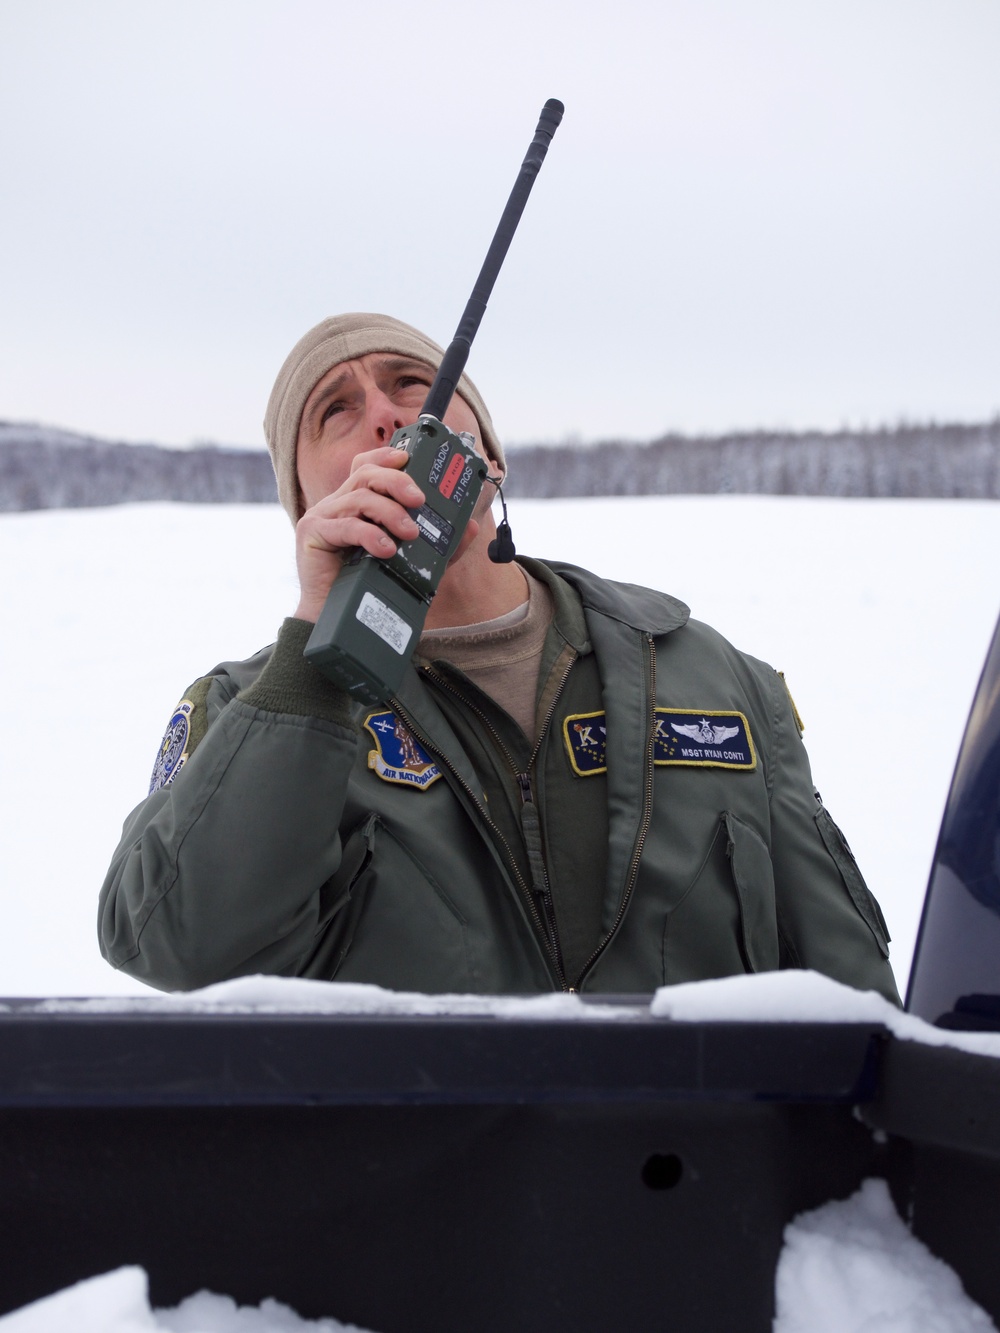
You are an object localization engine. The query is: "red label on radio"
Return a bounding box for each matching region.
[438,454,465,500]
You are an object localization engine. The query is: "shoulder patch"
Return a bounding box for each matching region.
[149,699,196,793]
[364,710,442,790]
[563,711,608,776]
[654,709,756,770]
[777,671,805,735]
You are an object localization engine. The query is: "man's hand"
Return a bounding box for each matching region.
[293,447,425,623]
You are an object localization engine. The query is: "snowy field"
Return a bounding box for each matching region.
[1,492,998,997]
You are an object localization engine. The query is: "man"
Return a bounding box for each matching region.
[99,313,900,1002]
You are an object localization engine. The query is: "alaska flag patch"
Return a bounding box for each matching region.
[563,707,757,776]
[563,711,608,776]
[364,710,442,790]
[655,709,756,770]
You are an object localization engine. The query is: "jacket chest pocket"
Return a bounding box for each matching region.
[658,811,780,983]
[305,812,380,978]
[307,813,477,992]
[723,810,780,972]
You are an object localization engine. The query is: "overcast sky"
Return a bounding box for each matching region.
[2,0,998,449]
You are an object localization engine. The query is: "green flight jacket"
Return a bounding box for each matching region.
[99,559,900,1002]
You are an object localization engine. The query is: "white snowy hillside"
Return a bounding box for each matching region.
[0,493,997,997]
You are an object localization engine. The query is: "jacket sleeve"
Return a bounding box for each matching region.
[98,619,361,991]
[765,670,902,1005]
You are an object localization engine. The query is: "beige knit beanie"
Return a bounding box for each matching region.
[264,312,506,522]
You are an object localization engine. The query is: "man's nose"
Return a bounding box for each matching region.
[369,390,405,444]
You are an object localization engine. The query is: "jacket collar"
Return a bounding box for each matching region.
[522,557,690,638]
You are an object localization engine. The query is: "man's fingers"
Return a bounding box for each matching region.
[347,447,424,502]
[348,445,408,474]
[309,490,420,546]
[340,462,424,510]
[303,512,403,559]
[293,452,425,623]
[302,449,425,520]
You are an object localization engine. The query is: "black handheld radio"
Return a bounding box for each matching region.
[304,99,564,706]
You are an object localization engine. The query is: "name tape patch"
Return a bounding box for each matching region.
[149,698,195,794]
[655,709,756,769]
[364,710,442,790]
[564,708,756,776]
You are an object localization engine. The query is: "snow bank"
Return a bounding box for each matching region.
[24,974,645,1020]
[649,969,1000,1059]
[8,969,1000,1060]
[774,1178,997,1333]
[0,1267,375,1332]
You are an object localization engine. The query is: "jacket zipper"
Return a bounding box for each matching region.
[416,657,576,988]
[389,687,570,990]
[573,633,658,988]
[514,769,565,982]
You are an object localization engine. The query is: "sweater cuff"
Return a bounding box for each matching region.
[238,618,356,728]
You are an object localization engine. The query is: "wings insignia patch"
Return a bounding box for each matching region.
[655,710,756,770]
[563,708,756,774]
[669,720,739,745]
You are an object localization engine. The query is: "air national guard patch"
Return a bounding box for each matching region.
[564,708,756,775]
[149,698,196,794]
[364,710,442,790]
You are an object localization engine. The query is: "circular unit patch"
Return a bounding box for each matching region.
[148,699,195,794]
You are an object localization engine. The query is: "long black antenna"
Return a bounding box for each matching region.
[421,98,564,422]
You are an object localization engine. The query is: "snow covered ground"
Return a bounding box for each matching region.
[1,489,999,1333]
[1,493,998,997]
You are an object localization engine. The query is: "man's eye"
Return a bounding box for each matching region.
[321,400,346,424]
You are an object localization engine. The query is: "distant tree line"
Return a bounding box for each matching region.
[2,418,999,513]
[503,419,1000,501]
[0,424,277,512]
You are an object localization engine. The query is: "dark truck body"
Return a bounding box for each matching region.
[1,609,998,1330]
[1,1007,999,1330]
[907,609,1000,1030]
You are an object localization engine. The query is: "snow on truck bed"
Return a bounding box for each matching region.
[2,1177,996,1332]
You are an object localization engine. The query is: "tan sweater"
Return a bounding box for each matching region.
[418,568,555,740]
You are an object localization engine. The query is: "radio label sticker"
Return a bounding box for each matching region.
[427,440,452,488]
[414,504,454,557]
[357,592,413,656]
[438,453,465,499]
[450,459,476,506]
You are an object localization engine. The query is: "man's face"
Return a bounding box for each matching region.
[296,351,485,511]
